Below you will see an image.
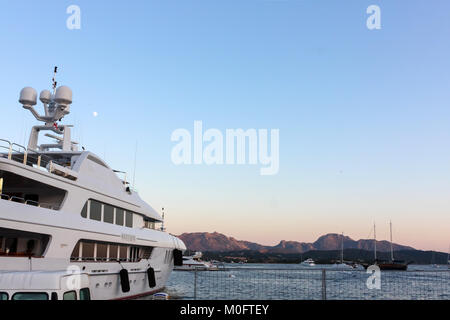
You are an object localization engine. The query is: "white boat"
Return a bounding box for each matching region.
[0,70,186,300]
[332,232,353,269]
[174,252,218,271]
[332,263,353,269]
[300,258,316,267]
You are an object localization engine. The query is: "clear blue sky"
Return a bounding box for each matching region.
[1,1,449,251]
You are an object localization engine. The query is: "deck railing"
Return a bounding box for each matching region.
[0,193,60,211]
[0,139,53,171]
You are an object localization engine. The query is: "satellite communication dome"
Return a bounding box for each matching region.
[54,86,72,106]
[39,90,52,104]
[19,87,37,106]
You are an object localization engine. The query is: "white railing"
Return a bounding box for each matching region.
[0,139,53,170]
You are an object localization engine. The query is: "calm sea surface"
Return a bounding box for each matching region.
[148,264,450,300]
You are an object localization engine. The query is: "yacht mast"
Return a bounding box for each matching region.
[447,245,449,265]
[341,232,344,264]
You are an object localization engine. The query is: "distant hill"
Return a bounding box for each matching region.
[178,232,415,254]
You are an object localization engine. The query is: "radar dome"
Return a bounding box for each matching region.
[54,86,72,106]
[19,87,37,106]
[39,90,52,104]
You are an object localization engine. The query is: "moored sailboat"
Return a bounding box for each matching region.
[363,222,408,271]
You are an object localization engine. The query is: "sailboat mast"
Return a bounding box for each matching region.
[341,232,344,264]
[390,221,394,262]
[374,223,377,261]
[447,245,449,265]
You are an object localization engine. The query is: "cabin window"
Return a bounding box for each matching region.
[0,170,66,210]
[115,209,124,226]
[96,243,108,261]
[82,242,95,261]
[71,240,153,263]
[81,202,88,218]
[89,200,102,221]
[0,227,50,257]
[125,212,133,228]
[130,247,140,262]
[71,242,80,261]
[0,292,8,300]
[80,288,91,301]
[103,205,114,224]
[142,247,154,260]
[12,293,48,300]
[144,220,156,230]
[109,244,118,260]
[119,245,128,261]
[63,291,77,300]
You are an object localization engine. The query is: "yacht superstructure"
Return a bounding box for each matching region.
[0,73,185,300]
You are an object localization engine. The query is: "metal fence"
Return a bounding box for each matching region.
[168,267,450,300]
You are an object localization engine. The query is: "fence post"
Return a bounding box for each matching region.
[194,268,198,300]
[321,269,327,300]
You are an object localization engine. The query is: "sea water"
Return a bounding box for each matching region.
[147,264,449,300]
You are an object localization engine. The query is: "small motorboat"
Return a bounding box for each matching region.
[300,258,316,267]
[174,252,219,271]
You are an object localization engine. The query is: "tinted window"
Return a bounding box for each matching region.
[12,293,48,300]
[80,288,91,301]
[119,245,128,261]
[89,201,102,221]
[109,245,118,261]
[82,242,95,260]
[0,292,8,300]
[125,212,133,228]
[63,291,77,300]
[103,205,114,224]
[71,242,80,260]
[81,202,88,218]
[96,243,107,261]
[115,209,124,226]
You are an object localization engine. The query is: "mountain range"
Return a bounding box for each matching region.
[178,232,415,254]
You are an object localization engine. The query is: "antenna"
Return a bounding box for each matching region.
[52,66,58,95]
[132,141,138,188]
[160,207,166,232]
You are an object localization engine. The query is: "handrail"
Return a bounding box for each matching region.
[0,138,67,179]
[0,193,59,211]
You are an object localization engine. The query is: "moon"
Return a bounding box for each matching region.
[93,111,98,117]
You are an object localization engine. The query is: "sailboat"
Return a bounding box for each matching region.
[364,222,408,271]
[332,233,352,269]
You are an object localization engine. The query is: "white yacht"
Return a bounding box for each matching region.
[174,252,218,271]
[0,73,186,300]
[300,258,316,267]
